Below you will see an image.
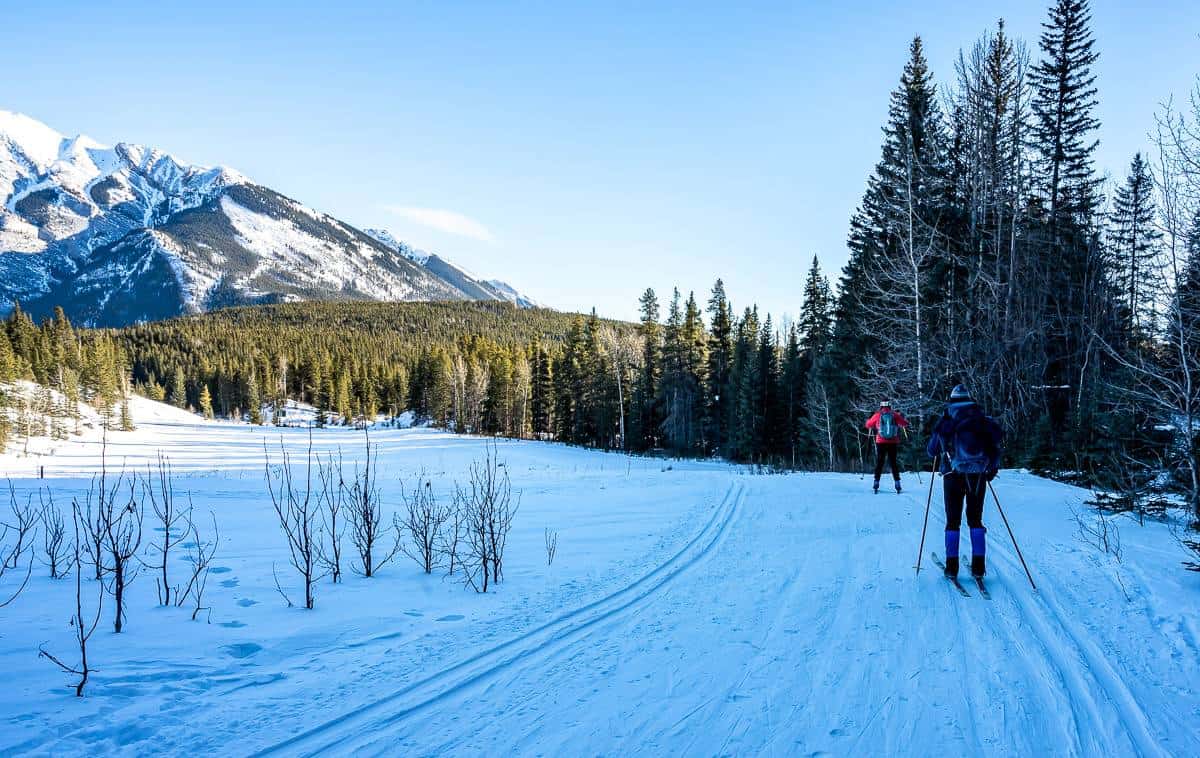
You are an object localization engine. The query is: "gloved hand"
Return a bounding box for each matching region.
[986,469,998,482]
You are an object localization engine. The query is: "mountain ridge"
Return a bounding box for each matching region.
[0,110,534,326]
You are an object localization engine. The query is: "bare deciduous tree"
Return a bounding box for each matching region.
[143,454,192,605]
[544,527,558,566]
[3,480,38,572]
[38,491,72,580]
[265,434,322,609]
[346,431,399,577]
[459,445,520,593]
[39,504,102,696]
[178,513,219,621]
[397,472,449,574]
[598,325,644,450]
[439,493,466,576]
[0,522,33,609]
[315,450,346,583]
[78,439,125,582]
[96,478,143,634]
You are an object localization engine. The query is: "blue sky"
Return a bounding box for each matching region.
[2,1,1196,321]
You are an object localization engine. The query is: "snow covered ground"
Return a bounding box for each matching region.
[2,399,1199,755]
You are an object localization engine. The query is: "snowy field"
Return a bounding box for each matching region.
[2,398,1200,756]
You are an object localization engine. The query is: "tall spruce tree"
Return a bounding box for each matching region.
[705,280,734,455]
[168,366,188,408]
[530,338,554,436]
[1031,0,1101,226]
[632,289,663,450]
[198,383,215,419]
[729,308,761,462]
[797,256,833,357]
[1029,0,1107,461]
[1109,152,1162,338]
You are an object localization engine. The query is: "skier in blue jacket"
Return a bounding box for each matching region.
[926,385,1004,578]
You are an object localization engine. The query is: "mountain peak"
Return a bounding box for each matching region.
[0,110,69,162]
[1,110,534,326]
[364,228,430,264]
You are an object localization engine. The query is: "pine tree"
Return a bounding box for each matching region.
[119,397,134,432]
[706,280,734,454]
[1031,0,1101,225]
[198,383,215,419]
[1109,152,1162,338]
[147,380,166,402]
[797,256,833,356]
[1029,0,1106,456]
[682,293,708,452]
[168,366,188,408]
[245,370,263,425]
[554,316,587,443]
[660,290,692,453]
[729,308,761,462]
[335,368,353,424]
[0,328,14,382]
[485,349,514,435]
[530,339,554,436]
[757,316,781,460]
[632,289,662,450]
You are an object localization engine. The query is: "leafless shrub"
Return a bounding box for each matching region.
[142,454,192,605]
[439,493,466,576]
[265,434,322,609]
[38,491,72,580]
[458,445,520,593]
[346,431,399,577]
[95,477,143,634]
[1,527,33,609]
[78,440,126,581]
[3,480,38,572]
[315,450,346,583]
[39,504,103,696]
[1072,503,1123,561]
[178,513,219,621]
[545,528,558,566]
[397,472,449,574]
[272,562,293,608]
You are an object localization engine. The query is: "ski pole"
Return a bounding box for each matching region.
[914,456,937,574]
[988,481,1036,590]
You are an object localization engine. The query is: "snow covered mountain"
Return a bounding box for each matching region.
[363,228,537,307]
[0,110,534,326]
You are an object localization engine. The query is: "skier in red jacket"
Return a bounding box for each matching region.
[865,401,909,493]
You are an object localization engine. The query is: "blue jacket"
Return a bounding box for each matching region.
[925,400,1003,474]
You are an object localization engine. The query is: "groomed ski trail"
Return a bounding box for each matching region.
[257,483,746,756]
[274,474,1195,757]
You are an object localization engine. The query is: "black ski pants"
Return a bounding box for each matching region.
[944,472,986,531]
[873,442,900,482]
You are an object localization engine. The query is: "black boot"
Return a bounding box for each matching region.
[872,479,879,494]
[894,480,902,494]
[971,554,985,578]
[944,556,959,577]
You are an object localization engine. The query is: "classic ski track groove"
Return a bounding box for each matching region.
[254,482,745,757]
[987,547,1166,756]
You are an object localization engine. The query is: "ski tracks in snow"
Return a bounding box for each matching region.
[982,548,1168,757]
[255,482,746,756]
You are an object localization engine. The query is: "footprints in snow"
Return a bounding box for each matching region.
[222,642,262,659]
